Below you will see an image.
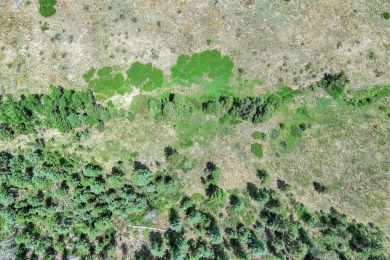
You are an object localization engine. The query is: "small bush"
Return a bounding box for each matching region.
[251,144,264,158]
[316,71,350,98]
[39,0,57,17]
[277,179,291,192]
[313,182,327,193]
[256,169,270,184]
[252,131,266,140]
[382,12,390,20]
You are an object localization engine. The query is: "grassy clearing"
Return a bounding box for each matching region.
[265,91,390,241]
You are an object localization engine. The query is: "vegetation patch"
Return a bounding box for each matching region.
[84,66,129,100]
[126,61,164,91]
[312,71,350,98]
[251,143,264,158]
[1,48,389,258]
[1,148,386,259]
[252,131,266,140]
[345,84,390,106]
[38,0,57,17]
[0,85,112,139]
[171,49,234,94]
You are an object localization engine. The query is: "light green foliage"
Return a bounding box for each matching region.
[252,131,266,140]
[126,61,164,91]
[345,84,390,106]
[206,185,227,208]
[39,0,56,17]
[131,169,154,187]
[86,66,128,100]
[257,169,270,184]
[150,233,165,257]
[250,238,267,256]
[229,194,245,212]
[251,143,264,158]
[187,209,211,228]
[270,105,312,154]
[83,164,102,177]
[171,49,234,94]
[169,209,182,232]
[84,62,164,100]
[83,68,96,82]
[203,164,221,186]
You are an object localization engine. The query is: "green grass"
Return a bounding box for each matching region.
[252,131,266,140]
[171,49,234,95]
[345,84,390,106]
[83,68,96,82]
[84,62,165,100]
[251,143,264,158]
[38,0,57,17]
[83,66,130,100]
[126,62,164,91]
[89,66,129,100]
[266,90,390,240]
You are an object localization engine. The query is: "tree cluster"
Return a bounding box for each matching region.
[0,86,112,140]
[0,147,386,259]
[146,86,298,125]
[0,146,179,258]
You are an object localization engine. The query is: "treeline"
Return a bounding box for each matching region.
[0,85,112,140]
[146,87,299,124]
[311,71,390,106]
[137,159,387,259]
[0,146,387,259]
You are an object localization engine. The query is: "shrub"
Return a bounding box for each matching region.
[316,71,350,98]
[169,209,182,232]
[251,143,264,158]
[132,169,154,187]
[39,0,56,17]
[229,194,245,212]
[249,237,267,256]
[252,131,266,140]
[203,162,221,186]
[206,185,227,208]
[187,210,211,228]
[256,169,270,184]
[171,49,234,86]
[277,179,291,192]
[313,182,327,193]
[126,62,164,91]
[209,225,224,245]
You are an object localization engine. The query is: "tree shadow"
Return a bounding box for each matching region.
[246,182,259,199]
[133,161,149,171]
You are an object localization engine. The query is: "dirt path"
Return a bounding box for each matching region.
[110,88,141,109]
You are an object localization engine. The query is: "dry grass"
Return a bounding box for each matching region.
[265,94,390,243]
[0,0,389,95]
